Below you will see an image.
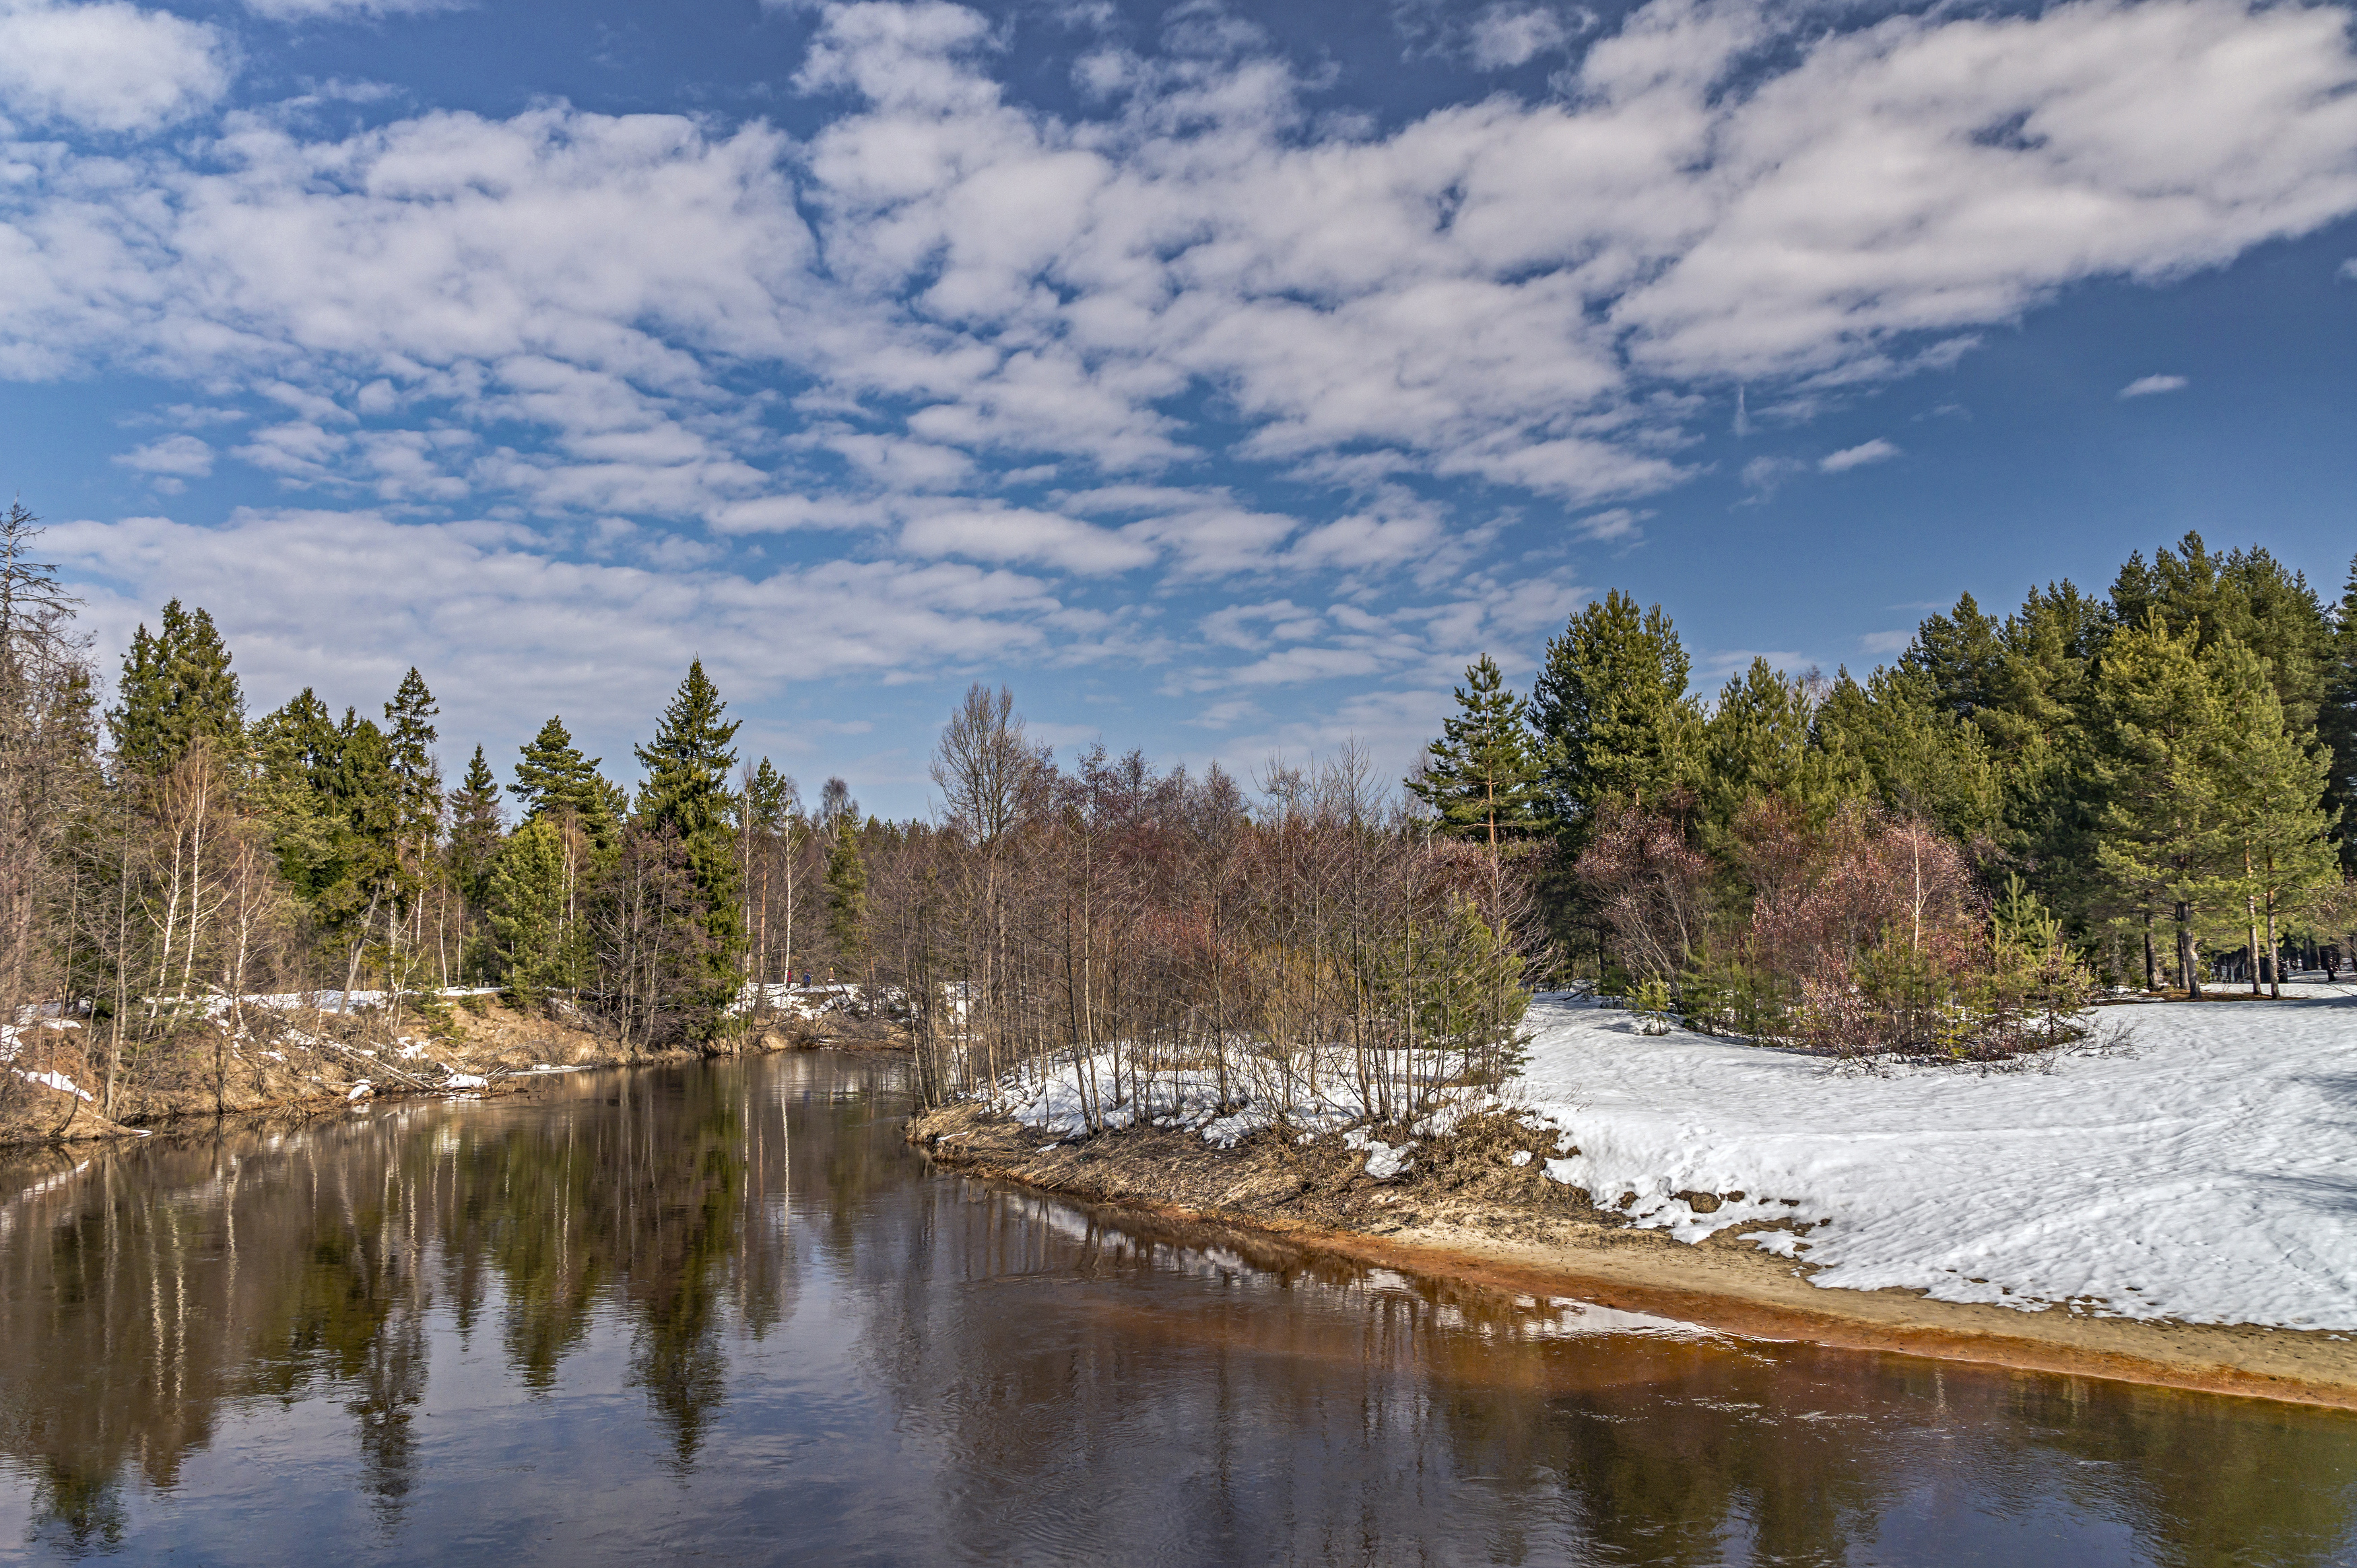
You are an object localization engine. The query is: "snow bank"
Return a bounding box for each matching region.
[1513,994,2357,1328]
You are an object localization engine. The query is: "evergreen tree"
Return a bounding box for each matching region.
[108,600,243,780]
[2089,617,2238,996]
[824,826,867,974]
[320,710,403,996]
[2110,532,2331,733]
[1529,590,1698,843]
[486,817,574,1002]
[249,689,341,901]
[1702,658,1824,827]
[448,744,504,916]
[1812,663,2002,843]
[2322,553,2357,873]
[2207,638,2336,995]
[1406,654,1543,854]
[510,716,616,848]
[634,660,744,1023]
[1908,591,2007,720]
[383,668,440,850]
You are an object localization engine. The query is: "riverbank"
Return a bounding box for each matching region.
[910,1101,2357,1408]
[0,988,909,1149]
[910,989,2357,1409]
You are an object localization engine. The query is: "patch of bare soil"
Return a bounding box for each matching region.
[908,1103,2357,1411]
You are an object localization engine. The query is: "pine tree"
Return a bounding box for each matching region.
[2322,553,2357,873]
[2110,532,2331,734]
[1529,590,1698,844]
[1406,654,1543,855]
[108,600,243,781]
[1812,663,2001,843]
[634,660,743,1024]
[824,826,867,975]
[2207,638,2336,996]
[1702,658,1825,827]
[2089,617,2238,996]
[510,716,615,849]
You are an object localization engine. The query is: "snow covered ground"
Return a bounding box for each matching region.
[1509,994,2357,1329]
[989,992,2357,1330]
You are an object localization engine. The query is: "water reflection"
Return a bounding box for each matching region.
[0,1052,2352,1565]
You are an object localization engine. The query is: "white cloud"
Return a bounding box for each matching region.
[2119,373,2189,398]
[244,0,462,19]
[0,0,230,132]
[1859,628,1914,656]
[46,506,1082,756]
[1467,4,1573,69]
[1820,438,1900,473]
[0,0,2350,640]
[112,433,213,478]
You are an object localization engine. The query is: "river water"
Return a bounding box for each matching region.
[0,1051,2350,1566]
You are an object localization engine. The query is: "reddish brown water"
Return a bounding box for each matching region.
[0,1050,2351,1565]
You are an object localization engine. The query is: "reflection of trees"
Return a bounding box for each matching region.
[0,1058,824,1542]
[849,1183,2357,1567]
[3,1056,2356,1564]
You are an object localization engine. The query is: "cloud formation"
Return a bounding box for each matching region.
[3,0,2356,784]
[1820,438,1900,473]
[2119,373,2191,397]
[0,0,229,132]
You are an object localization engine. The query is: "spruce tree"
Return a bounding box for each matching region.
[1407,654,1543,854]
[1529,590,1698,844]
[634,660,744,1022]
[384,668,440,848]
[486,817,573,1002]
[510,716,616,848]
[108,600,244,780]
[249,689,341,901]
[448,744,504,916]
[320,711,404,997]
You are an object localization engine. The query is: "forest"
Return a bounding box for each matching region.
[2,500,2352,1129]
[1408,531,2357,1056]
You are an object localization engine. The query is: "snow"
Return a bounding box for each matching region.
[442,1072,488,1090]
[15,1070,90,1101]
[1509,992,2357,1328]
[983,988,2357,1330]
[1343,1127,1416,1180]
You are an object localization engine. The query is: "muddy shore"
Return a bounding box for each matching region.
[908,1101,2357,1411]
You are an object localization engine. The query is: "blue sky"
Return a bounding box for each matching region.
[3,0,2354,817]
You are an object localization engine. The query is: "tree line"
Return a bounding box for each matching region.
[1407,531,2357,1052]
[0,503,1535,1126]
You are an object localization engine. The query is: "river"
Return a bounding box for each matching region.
[0,1050,2350,1565]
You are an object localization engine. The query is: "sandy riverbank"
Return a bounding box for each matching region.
[909,1100,2357,1410]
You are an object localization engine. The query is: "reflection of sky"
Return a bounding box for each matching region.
[0,1055,2354,1562]
[3,0,2354,813]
